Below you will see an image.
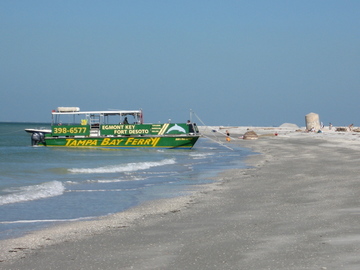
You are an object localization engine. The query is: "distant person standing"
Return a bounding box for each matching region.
[226,130,231,142]
[187,120,194,133]
[329,123,333,130]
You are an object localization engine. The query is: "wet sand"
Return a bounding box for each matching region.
[2,129,360,269]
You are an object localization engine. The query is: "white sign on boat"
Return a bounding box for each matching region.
[57,107,80,112]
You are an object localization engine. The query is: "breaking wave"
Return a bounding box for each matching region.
[0,181,65,206]
[86,177,145,183]
[68,158,176,174]
[189,152,213,159]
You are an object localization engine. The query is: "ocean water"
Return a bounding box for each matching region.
[0,122,251,240]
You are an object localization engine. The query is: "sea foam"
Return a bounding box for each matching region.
[68,158,176,174]
[0,181,65,205]
[0,216,94,224]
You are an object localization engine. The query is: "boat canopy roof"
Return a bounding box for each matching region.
[53,107,142,116]
[51,107,143,125]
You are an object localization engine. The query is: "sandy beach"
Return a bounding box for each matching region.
[2,126,360,269]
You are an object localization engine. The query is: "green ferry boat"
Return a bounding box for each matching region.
[25,107,200,149]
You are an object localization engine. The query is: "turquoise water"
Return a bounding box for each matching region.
[0,122,251,240]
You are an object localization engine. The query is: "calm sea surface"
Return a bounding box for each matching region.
[0,122,251,240]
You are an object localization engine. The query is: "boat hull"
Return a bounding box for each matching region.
[40,135,200,149]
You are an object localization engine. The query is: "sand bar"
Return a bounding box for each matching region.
[2,127,360,269]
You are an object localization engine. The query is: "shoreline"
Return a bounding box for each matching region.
[2,127,360,269]
[0,178,223,262]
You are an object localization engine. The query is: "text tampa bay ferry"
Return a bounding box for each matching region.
[25,107,200,149]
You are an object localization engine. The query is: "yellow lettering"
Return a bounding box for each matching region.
[98,138,125,146]
[78,140,86,146]
[108,139,117,146]
[101,138,111,145]
[91,140,97,146]
[137,139,145,145]
[116,139,123,145]
[144,139,151,144]
[65,139,74,146]
[131,139,139,145]
[65,139,99,147]
[69,140,78,146]
[125,138,134,145]
[151,137,160,147]
[85,140,93,146]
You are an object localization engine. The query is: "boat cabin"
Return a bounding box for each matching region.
[52,107,143,127]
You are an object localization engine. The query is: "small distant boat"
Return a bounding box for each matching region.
[25,107,200,149]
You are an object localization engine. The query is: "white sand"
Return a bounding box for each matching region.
[2,126,360,269]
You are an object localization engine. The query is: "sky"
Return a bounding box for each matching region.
[1,1,360,127]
